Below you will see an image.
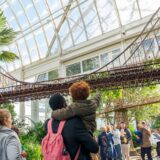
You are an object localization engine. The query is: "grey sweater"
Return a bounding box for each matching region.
[0,126,21,160]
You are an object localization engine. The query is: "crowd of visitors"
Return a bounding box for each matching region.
[0,80,160,160]
[98,122,132,160]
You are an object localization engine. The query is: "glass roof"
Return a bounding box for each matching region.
[0,0,159,72]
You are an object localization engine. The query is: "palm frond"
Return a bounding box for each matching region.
[0,11,7,31]
[0,51,19,62]
[0,28,17,45]
[0,10,18,45]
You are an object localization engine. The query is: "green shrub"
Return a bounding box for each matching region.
[19,121,45,159]
[23,142,42,160]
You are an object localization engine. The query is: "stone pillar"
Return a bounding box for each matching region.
[19,102,25,120]
[31,100,39,122]
[45,98,51,119]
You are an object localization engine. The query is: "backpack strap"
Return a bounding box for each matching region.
[47,119,53,134]
[57,121,66,134]
[74,147,81,160]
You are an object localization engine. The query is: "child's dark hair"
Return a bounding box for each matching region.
[49,93,66,110]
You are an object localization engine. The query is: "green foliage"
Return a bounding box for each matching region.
[19,121,45,160]
[152,116,160,128]
[0,10,18,62]
[126,86,160,122]
[23,143,42,160]
[92,89,122,113]
[128,125,138,148]
[129,105,160,122]
[0,103,16,119]
[0,51,18,62]
[20,121,45,144]
[144,58,160,70]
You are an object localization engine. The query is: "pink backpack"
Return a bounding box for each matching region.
[41,120,80,160]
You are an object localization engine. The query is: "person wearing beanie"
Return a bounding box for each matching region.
[44,93,99,160]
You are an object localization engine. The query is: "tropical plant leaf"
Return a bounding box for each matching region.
[0,51,19,62]
[0,11,6,32]
[0,10,18,64]
[0,28,17,45]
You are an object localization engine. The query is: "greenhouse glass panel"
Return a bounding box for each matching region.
[139,0,159,17]
[44,23,55,44]
[101,52,109,66]
[96,0,119,32]
[143,38,155,53]
[23,3,38,25]
[68,7,87,44]
[82,56,100,72]
[26,34,39,62]
[47,0,62,15]
[6,62,15,72]
[66,62,81,76]
[48,70,59,80]
[17,39,30,65]
[9,44,21,69]
[34,28,48,58]
[37,73,47,82]
[112,49,121,67]
[34,0,48,19]
[80,0,101,39]
[2,4,20,31]
[59,21,73,50]
[51,38,60,55]
[115,0,140,25]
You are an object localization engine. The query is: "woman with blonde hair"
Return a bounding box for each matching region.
[0,109,22,160]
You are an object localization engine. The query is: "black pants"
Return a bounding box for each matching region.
[157,142,160,156]
[141,147,152,160]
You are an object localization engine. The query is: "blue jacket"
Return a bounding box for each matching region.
[98,132,107,160]
[134,130,143,145]
[106,132,116,158]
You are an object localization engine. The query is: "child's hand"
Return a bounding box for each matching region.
[21,151,27,158]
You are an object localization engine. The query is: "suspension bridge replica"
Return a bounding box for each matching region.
[1,8,160,120]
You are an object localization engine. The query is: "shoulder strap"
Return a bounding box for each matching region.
[47,119,53,134]
[74,147,81,160]
[57,121,66,134]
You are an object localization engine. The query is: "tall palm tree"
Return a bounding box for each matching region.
[0,9,18,62]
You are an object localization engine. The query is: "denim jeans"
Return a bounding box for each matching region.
[141,147,153,160]
[115,144,122,160]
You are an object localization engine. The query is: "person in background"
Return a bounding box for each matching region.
[138,121,153,160]
[11,125,27,160]
[151,129,160,158]
[111,124,122,160]
[106,125,116,160]
[119,122,132,160]
[0,109,22,160]
[98,127,107,160]
[134,127,143,146]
